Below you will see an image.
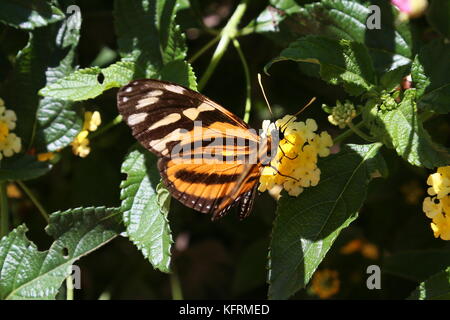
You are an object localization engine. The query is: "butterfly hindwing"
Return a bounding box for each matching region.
[117,79,264,219]
[158,158,261,219]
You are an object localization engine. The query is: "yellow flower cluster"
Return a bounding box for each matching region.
[0,98,21,159]
[258,116,333,197]
[310,269,340,299]
[422,166,450,240]
[71,111,101,158]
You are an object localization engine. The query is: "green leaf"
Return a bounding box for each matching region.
[0,0,65,30]
[378,89,450,168]
[120,145,173,273]
[39,61,135,101]
[258,0,413,74]
[380,64,410,91]
[409,267,450,300]
[268,143,384,299]
[0,154,52,182]
[5,5,82,151]
[426,0,450,38]
[160,60,198,90]
[114,0,186,78]
[35,97,82,151]
[384,249,450,282]
[266,36,376,96]
[412,40,450,114]
[0,207,122,300]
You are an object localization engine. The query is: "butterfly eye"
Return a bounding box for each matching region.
[279,128,285,141]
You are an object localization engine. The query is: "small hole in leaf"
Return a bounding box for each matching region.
[62,247,69,257]
[97,72,105,84]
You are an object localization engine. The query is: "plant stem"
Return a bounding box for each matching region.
[232,38,251,123]
[0,182,8,238]
[170,269,183,300]
[198,0,250,91]
[188,34,221,64]
[332,121,366,145]
[17,181,49,223]
[347,121,376,142]
[89,114,123,140]
[66,275,74,300]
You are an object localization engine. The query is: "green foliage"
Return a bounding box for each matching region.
[120,146,173,273]
[39,61,135,101]
[412,40,450,114]
[383,248,450,282]
[409,267,450,300]
[259,0,413,73]
[268,143,384,299]
[266,36,376,96]
[114,0,192,82]
[6,2,82,151]
[0,154,52,182]
[377,89,450,168]
[426,0,450,38]
[0,0,65,30]
[0,207,122,300]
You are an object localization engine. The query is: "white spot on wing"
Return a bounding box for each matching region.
[127,113,147,125]
[164,84,186,94]
[125,87,133,92]
[150,128,184,152]
[182,103,215,120]
[197,102,215,112]
[149,90,163,97]
[183,108,199,120]
[136,96,159,109]
[148,113,181,131]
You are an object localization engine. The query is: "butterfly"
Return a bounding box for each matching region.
[117,79,280,220]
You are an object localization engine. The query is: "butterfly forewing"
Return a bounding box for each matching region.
[117,79,265,219]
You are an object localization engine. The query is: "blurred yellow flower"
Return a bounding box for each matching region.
[340,238,379,260]
[258,115,332,197]
[37,152,55,162]
[6,183,22,199]
[340,239,363,255]
[361,243,379,260]
[83,111,102,132]
[71,111,102,158]
[0,98,21,159]
[310,269,340,299]
[71,130,90,158]
[423,166,450,240]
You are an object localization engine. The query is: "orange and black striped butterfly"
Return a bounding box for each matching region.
[117,79,278,220]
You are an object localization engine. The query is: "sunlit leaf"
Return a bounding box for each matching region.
[268,143,384,299]
[0,207,122,300]
[120,145,173,273]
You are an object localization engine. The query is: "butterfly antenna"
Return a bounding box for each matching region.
[280,97,317,132]
[293,97,316,118]
[258,74,274,120]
